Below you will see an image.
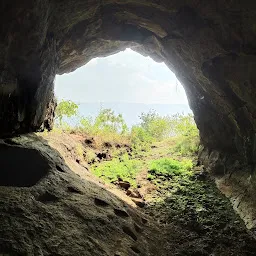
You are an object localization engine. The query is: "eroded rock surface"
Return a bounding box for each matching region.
[0,135,160,256]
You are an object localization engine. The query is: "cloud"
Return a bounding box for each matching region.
[55,49,189,105]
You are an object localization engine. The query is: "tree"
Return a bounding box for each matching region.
[130,126,153,153]
[170,113,198,137]
[139,110,172,140]
[55,100,78,126]
[94,108,128,134]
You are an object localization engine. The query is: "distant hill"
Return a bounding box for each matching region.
[73,102,192,127]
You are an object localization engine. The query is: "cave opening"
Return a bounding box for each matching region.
[54,48,193,129]
[52,48,199,207]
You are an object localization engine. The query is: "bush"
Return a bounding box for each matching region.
[169,114,199,156]
[79,108,129,143]
[148,158,193,182]
[55,100,79,126]
[139,110,172,141]
[80,116,94,134]
[130,126,153,154]
[174,136,199,156]
[94,108,128,134]
[170,113,198,137]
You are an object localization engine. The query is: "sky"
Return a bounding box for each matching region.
[54,48,189,105]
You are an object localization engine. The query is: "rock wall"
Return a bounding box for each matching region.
[1,0,256,229]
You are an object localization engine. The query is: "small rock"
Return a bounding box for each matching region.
[96,152,111,160]
[118,181,131,190]
[131,198,146,208]
[126,189,132,196]
[126,189,142,198]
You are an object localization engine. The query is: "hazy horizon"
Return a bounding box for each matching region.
[63,102,191,128]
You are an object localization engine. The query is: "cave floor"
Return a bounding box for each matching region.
[0,133,256,255]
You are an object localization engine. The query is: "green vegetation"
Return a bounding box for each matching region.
[91,154,142,187]
[148,158,193,178]
[54,99,199,157]
[55,100,79,126]
[130,126,153,154]
[54,100,199,186]
[139,110,172,140]
[170,114,199,155]
[79,108,128,142]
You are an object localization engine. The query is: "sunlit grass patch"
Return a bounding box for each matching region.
[148,158,193,179]
[91,154,142,187]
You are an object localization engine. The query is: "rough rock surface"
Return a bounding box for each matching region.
[0,134,160,256]
[200,148,256,233]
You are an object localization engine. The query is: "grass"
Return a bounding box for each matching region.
[148,158,193,179]
[172,135,199,156]
[84,149,97,163]
[75,144,84,158]
[91,154,142,187]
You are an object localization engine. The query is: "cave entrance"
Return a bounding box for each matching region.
[52,48,199,207]
[54,48,192,129]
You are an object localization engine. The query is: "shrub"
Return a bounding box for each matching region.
[174,136,199,156]
[94,108,128,135]
[79,108,129,144]
[55,100,79,126]
[170,113,198,138]
[139,110,172,141]
[169,113,199,156]
[80,116,94,134]
[130,126,153,154]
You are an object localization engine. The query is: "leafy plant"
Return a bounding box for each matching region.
[168,114,199,156]
[79,108,129,143]
[91,154,142,187]
[139,110,172,140]
[94,108,128,134]
[55,100,79,126]
[130,126,153,155]
[80,116,94,134]
[148,158,193,178]
[170,113,198,137]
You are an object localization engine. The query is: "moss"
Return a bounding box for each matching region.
[145,166,253,253]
